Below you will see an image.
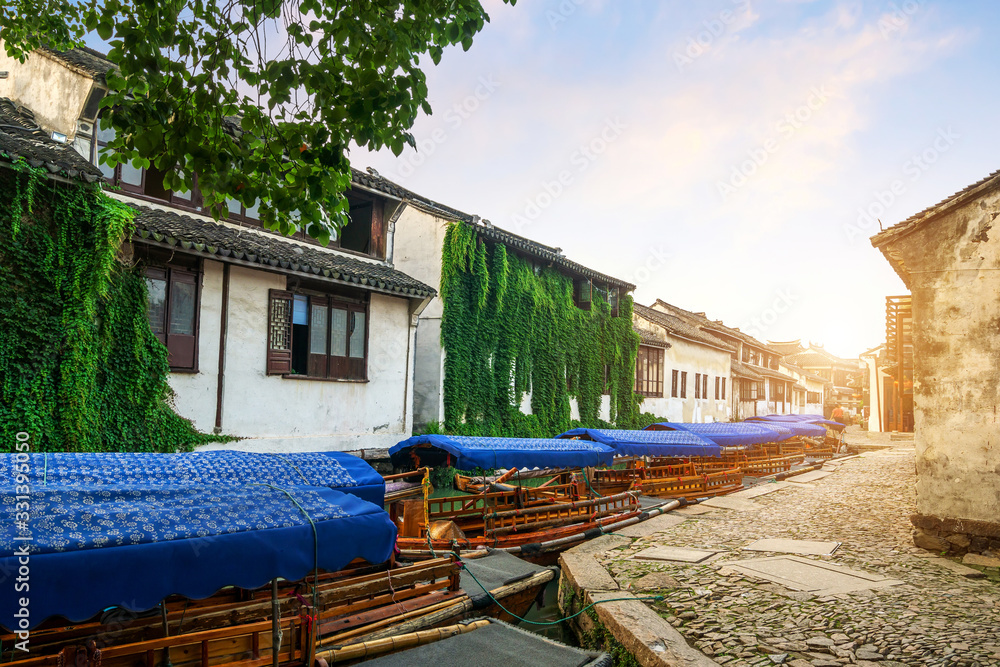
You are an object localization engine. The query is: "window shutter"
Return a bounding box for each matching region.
[308,296,329,378]
[267,289,293,375]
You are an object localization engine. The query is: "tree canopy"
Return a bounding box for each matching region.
[1,0,513,242]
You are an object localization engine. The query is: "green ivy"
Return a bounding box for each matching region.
[439,222,642,437]
[0,163,227,452]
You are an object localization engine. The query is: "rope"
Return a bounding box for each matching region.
[265,454,311,485]
[459,563,662,625]
[250,484,319,614]
[583,471,603,498]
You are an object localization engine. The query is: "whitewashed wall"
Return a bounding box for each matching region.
[632,317,732,423]
[174,263,417,452]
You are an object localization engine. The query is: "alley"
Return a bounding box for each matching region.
[589,435,1000,667]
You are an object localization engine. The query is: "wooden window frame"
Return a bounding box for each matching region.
[715,376,720,400]
[671,369,679,398]
[635,346,664,398]
[680,371,687,399]
[694,373,701,399]
[703,374,708,400]
[145,263,201,372]
[721,377,727,400]
[269,289,370,382]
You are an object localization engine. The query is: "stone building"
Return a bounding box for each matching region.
[871,168,1000,556]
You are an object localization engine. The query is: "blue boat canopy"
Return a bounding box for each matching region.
[749,414,844,432]
[557,428,721,458]
[644,422,786,447]
[0,484,396,630]
[0,450,386,505]
[389,435,615,471]
[745,416,828,438]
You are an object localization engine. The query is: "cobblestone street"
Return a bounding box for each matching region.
[595,433,1000,667]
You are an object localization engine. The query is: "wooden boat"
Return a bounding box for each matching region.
[0,452,554,667]
[385,435,649,565]
[314,617,610,666]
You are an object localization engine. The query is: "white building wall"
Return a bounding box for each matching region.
[168,259,224,431]
[631,318,732,423]
[0,49,96,142]
[185,264,415,452]
[390,205,449,428]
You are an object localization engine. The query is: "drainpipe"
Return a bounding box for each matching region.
[214,263,231,433]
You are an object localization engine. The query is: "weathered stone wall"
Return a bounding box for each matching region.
[884,185,1000,547]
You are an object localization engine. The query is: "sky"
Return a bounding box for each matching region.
[345,0,1000,359]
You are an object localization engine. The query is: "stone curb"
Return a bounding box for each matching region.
[559,537,721,667]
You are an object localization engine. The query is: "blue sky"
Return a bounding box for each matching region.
[349,0,1000,358]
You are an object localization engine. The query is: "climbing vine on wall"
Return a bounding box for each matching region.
[439,222,641,437]
[0,163,226,452]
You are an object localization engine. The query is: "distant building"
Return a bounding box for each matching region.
[871,167,1000,556]
[778,360,828,415]
[768,340,861,418]
[648,301,799,419]
[632,304,734,422]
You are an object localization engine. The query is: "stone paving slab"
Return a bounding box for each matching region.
[964,552,1000,568]
[731,482,790,499]
[635,545,720,563]
[787,470,834,483]
[613,513,686,537]
[915,554,987,578]
[743,538,841,556]
[701,496,756,511]
[717,555,904,596]
[567,533,632,555]
[673,505,715,516]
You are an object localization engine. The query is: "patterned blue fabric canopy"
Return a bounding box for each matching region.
[389,435,614,471]
[0,450,385,505]
[749,414,843,432]
[0,484,396,630]
[745,416,828,438]
[644,422,786,447]
[557,429,721,458]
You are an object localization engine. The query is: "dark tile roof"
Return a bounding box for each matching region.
[634,303,735,352]
[752,364,798,383]
[634,327,670,349]
[0,98,103,182]
[871,168,1000,249]
[130,205,436,298]
[731,360,763,381]
[40,47,116,82]
[651,300,782,356]
[779,360,829,385]
[767,340,805,355]
[870,168,1000,285]
[782,348,857,370]
[351,167,635,290]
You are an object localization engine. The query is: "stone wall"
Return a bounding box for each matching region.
[879,184,1000,553]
